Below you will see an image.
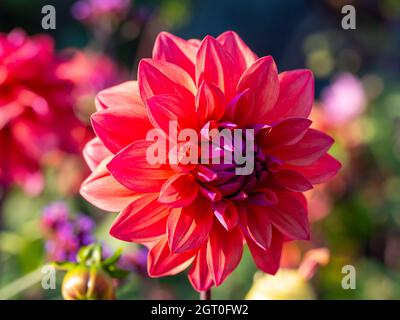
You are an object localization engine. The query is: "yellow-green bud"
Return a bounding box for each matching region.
[61,265,115,300]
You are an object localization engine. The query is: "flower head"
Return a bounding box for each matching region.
[80,31,341,291]
[0,30,90,195]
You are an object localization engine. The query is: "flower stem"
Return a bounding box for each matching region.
[200,289,211,300]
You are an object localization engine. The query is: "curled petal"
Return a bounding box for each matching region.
[258,118,312,149]
[138,58,196,102]
[195,80,226,124]
[110,193,170,242]
[272,169,313,192]
[153,32,198,80]
[206,223,243,286]
[107,140,174,193]
[236,56,279,124]
[196,36,240,101]
[159,173,198,207]
[239,205,272,250]
[246,227,283,275]
[188,244,214,292]
[285,154,342,185]
[266,191,310,240]
[167,198,213,253]
[147,237,196,277]
[146,94,198,133]
[217,31,257,74]
[212,200,239,231]
[266,69,314,122]
[268,128,334,166]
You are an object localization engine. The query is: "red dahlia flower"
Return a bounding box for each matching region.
[80,31,341,292]
[0,30,90,195]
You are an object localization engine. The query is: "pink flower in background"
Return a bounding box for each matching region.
[321,73,367,125]
[0,30,90,195]
[72,0,131,23]
[57,49,125,119]
[80,31,341,291]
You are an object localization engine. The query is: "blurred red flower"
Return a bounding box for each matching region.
[0,30,90,195]
[57,49,126,122]
[80,31,341,291]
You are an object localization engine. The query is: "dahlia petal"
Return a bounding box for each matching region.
[83,137,112,171]
[195,165,217,182]
[188,244,214,292]
[0,99,24,129]
[286,154,342,185]
[95,81,144,111]
[212,200,238,231]
[224,89,256,126]
[273,169,313,192]
[236,56,279,124]
[199,184,222,202]
[107,140,174,193]
[238,205,272,250]
[206,223,243,286]
[195,80,226,123]
[266,191,310,240]
[159,173,198,207]
[153,32,198,80]
[138,58,196,102]
[167,199,213,253]
[259,118,312,148]
[266,69,314,123]
[91,107,153,154]
[247,191,277,206]
[110,193,170,242]
[246,227,283,275]
[146,94,198,133]
[217,31,258,74]
[148,236,196,277]
[196,36,240,101]
[80,156,137,212]
[268,128,334,166]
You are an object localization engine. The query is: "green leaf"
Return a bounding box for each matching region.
[50,261,76,271]
[101,248,123,268]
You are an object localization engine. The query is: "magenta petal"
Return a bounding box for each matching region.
[287,154,342,185]
[213,200,238,231]
[246,227,283,275]
[266,69,314,123]
[268,128,334,166]
[236,56,279,124]
[266,191,310,240]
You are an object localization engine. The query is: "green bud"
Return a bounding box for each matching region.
[61,265,115,300]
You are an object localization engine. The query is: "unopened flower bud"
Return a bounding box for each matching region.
[61,265,115,300]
